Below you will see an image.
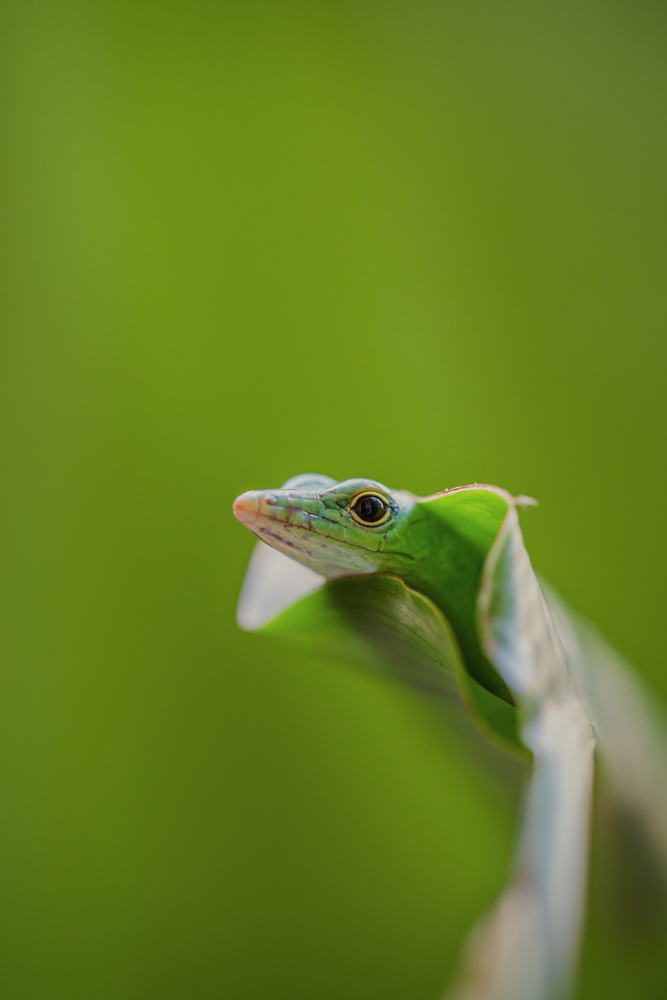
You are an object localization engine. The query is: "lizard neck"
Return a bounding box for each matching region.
[390,489,512,702]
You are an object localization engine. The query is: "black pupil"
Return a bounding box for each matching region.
[354,495,385,523]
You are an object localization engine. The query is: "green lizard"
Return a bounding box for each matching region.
[233,474,667,1000]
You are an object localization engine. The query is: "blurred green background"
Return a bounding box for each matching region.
[2,2,666,998]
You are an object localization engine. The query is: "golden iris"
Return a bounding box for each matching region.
[350,492,390,526]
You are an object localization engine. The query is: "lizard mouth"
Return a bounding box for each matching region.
[232,490,316,549]
[234,489,326,536]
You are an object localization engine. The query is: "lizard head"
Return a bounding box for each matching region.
[233,473,417,579]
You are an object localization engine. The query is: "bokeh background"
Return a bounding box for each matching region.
[2,2,666,998]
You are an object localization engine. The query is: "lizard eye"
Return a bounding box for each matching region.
[350,492,390,526]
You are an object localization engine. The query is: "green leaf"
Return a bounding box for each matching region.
[260,571,523,753]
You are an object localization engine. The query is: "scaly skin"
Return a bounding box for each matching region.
[233,474,514,703]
